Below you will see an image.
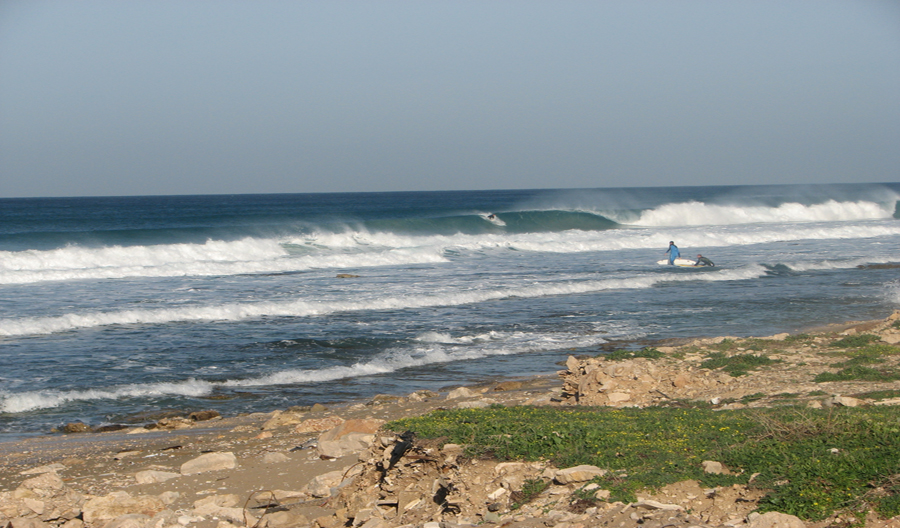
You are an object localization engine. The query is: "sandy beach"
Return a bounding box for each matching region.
[4,312,900,528]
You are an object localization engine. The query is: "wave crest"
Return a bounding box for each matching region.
[630,200,893,227]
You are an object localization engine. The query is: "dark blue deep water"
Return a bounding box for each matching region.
[1,184,899,439]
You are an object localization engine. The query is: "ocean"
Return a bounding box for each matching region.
[1,183,899,440]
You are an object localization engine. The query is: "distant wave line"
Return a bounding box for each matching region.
[0,266,766,337]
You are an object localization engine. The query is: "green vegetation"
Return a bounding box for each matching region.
[710,339,737,352]
[815,343,900,382]
[510,478,550,510]
[388,405,900,522]
[852,389,900,400]
[603,348,664,361]
[831,334,882,348]
[700,352,781,377]
[784,333,813,344]
[814,365,900,383]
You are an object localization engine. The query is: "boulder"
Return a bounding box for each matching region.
[258,510,309,528]
[701,460,730,475]
[262,410,307,430]
[20,472,65,494]
[554,465,606,484]
[307,470,345,498]
[9,519,53,528]
[261,452,291,464]
[318,419,383,442]
[294,416,344,434]
[134,470,179,485]
[823,395,860,408]
[446,387,476,399]
[748,511,806,528]
[188,410,220,422]
[60,423,90,434]
[317,433,375,459]
[102,514,150,528]
[180,452,237,475]
[82,492,165,526]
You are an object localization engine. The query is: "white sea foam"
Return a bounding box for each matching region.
[3,215,898,286]
[628,200,893,227]
[0,379,215,414]
[0,329,608,413]
[0,237,447,285]
[0,266,767,337]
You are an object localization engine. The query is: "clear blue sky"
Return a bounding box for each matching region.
[1,1,898,198]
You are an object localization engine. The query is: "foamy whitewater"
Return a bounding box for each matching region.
[1,184,898,439]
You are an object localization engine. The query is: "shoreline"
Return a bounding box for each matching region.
[4,311,900,528]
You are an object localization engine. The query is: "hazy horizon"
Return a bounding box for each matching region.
[1,1,898,198]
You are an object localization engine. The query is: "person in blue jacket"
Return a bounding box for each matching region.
[665,241,680,265]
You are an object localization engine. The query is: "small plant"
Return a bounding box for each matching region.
[740,393,767,403]
[831,334,881,348]
[510,478,550,510]
[604,348,664,361]
[851,389,900,400]
[892,320,900,330]
[742,338,772,352]
[711,339,737,352]
[701,353,781,376]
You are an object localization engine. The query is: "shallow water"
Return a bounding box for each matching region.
[1,184,899,439]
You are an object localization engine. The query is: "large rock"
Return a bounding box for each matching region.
[102,513,150,528]
[317,433,376,459]
[134,470,179,484]
[316,420,382,458]
[81,492,165,526]
[9,519,53,528]
[748,511,806,528]
[554,465,606,484]
[258,510,309,528]
[294,416,345,434]
[446,387,476,399]
[20,472,66,495]
[318,419,383,442]
[192,495,247,525]
[180,452,237,475]
[261,410,306,430]
[307,470,345,498]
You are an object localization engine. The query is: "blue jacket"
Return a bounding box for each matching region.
[666,244,680,262]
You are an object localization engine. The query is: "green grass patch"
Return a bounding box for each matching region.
[814,365,900,383]
[741,393,767,403]
[603,348,665,361]
[510,478,550,510]
[700,353,782,377]
[851,389,900,400]
[784,333,813,344]
[710,339,737,352]
[831,334,882,348]
[772,393,799,400]
[388,405,900,522]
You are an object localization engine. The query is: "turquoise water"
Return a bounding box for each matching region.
[1,184,899,439]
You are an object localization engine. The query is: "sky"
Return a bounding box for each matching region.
[0,1,898,198]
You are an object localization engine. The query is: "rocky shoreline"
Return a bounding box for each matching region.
[4,312,900,528]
